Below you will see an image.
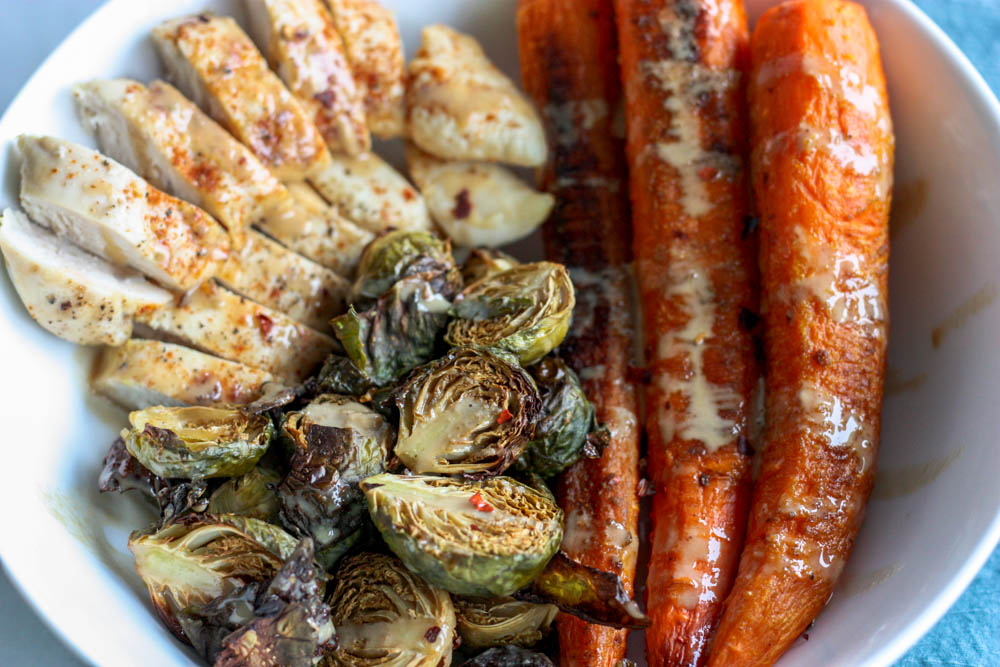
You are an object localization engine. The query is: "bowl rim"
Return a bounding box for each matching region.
[1,0,1000,665]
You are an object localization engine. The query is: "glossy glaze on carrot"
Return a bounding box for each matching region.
[518,1,641,664]
[706,1,892,664]
[613,0,759,664]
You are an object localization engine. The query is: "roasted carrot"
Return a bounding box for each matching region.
[518,2,641,665]
[613,0,760,664]
[706,1,892,664]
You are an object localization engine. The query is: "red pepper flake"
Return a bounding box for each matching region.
[256,312,274,339]
[496,408,513,424]
[452,189,471,219]
[469,492,494,512]
[424,626,441,642]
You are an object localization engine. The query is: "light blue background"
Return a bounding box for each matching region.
[0,0,997,664]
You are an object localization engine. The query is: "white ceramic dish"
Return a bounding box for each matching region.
[1,0,999,665]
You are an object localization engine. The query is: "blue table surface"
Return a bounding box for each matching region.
[0,0,998,665]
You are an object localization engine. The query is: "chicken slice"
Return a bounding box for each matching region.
[152,13,331,181]
[135,280,334,382]
[215,229,347,330]
[407,146,554,248]
[17,135,229,292]
[93,339,274,409]
[0,209,171,346]
[308,151,431,233]
[407,25,547,167]
[246,0,370,155]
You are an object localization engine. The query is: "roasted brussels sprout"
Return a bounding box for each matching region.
[516,552,649,629]
[129,515,285,638]
[394,347,541,477]
[218,515,300,561]
[454,597,558,649]
[516,358,607,478]
[362,474,564,597]
[462,646,555,667]
[122,406,273,480]
[351,230,457,307]
[447,262,574,366]
[278,395,392,568]
[326,552,456,667]
[208,465,282,523]
[461,248,519,285]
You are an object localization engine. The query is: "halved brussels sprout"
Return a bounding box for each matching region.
[447,262,575,366]
[462,646,555,667]
[216,598,333,667]
[122,406,273,480]
[516,358,606,478]
[461,248,519,285]
[208,465,282,523]
[454,597,558,649]
[278,395,392,568]
[394,347,541,477]
[327,552,456,667]
[218,515,300,561]
[129,515,285,638]
[361,474,564,597]
[350,229,457,307]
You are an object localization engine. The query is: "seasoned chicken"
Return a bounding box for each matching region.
[246,0,370,155]
[17,135,229,292]
[407,146,554,248]
[0,209,171,346]
[92,339,274,409]
[135,281,334,382]
[73,79,371,276]
[407,25,547,167]
[215,229,348,330]
[308,151,431,232]
[152,13,331,181]
[324,0,405,138]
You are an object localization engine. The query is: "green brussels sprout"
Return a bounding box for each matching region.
[454,597,558,649]
[447,262,575,366]
[277,395,392,568]
[326,552,456,667]
[351,229,457,307]
[98,438,210,520]
[462,646,555,667]
[208,465,282,522]
[517,553,649,629]
[129,515,285,639]
[217,515,300,561]
[314,354,375,396]
[516,358,607,478]
[461,248,519,285]
[361,474,564,597]
[122,406,273,480]
[394,347,541,477]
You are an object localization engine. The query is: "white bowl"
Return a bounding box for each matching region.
[1,0,998,665]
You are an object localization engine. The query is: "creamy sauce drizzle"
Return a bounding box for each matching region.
[543,99,609,147]
[754,54,885,119]
[798,383,875,474]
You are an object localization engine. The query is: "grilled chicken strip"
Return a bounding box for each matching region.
[17,135,229,292]
[246,0,370,156]
[135,281,334,382]
[324,0,406,138]
[0,209,171,346]
[73,78,372,276]
[93,339,274,409]
[152,13,332,182]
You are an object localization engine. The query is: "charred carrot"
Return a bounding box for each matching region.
[518,1,641,665]
[614,0,760,664]
[706,1,892,664]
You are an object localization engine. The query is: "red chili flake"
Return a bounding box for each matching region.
[496,408,513,424]
[469,492,494,512]
[452,189,472,219]
[424,626,441,642]
[314,90,337,109]
[256,312,274,339]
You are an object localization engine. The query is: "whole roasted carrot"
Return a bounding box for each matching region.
[518,2,641,665]
[614,0,760,664]
[707,1,893,664]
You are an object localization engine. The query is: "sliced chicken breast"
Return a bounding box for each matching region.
[308,151,431,232]
[93,339,274,409]
[152,13,331,181]
[407,146,555,248]
[135,280,334,382]
[215,229,347,330]
[17,135,229,292]
[0,209,171,346]
[246,0,370,155]
[407,25,547,167]
[324,0,406,138]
